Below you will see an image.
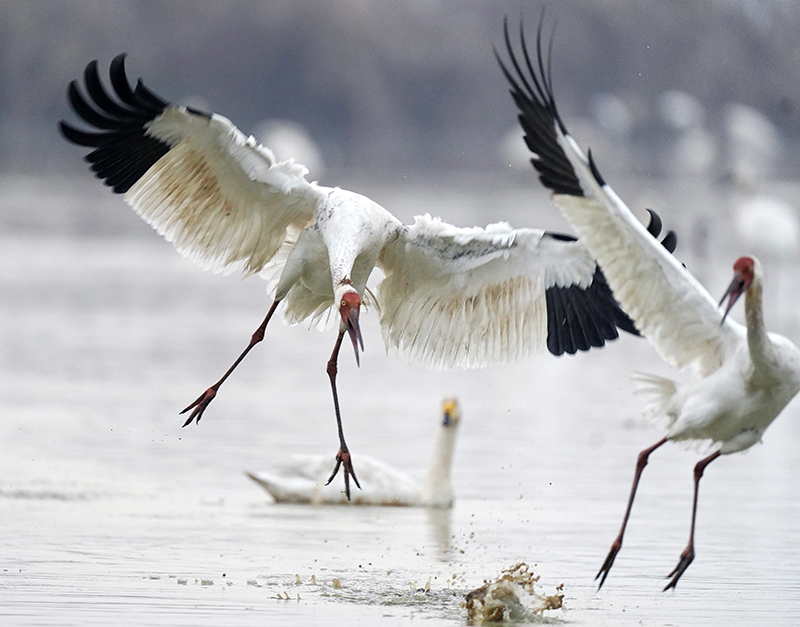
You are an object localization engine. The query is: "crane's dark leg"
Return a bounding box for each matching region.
[663,450,721,591]
[596,437,668,589]
[324,329,361,500]
[181,300,281,426]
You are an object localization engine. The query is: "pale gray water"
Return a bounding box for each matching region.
[2,177,800,625]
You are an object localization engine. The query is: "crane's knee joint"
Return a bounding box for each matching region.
[693,460,709,481]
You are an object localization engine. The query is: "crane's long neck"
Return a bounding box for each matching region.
[744,274,776,372]
[329,251,356,291]
[322,186,395,292]
[423,425,457,507]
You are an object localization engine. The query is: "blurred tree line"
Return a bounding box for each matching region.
[1,0,800,176]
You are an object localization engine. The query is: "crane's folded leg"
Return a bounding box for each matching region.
[181,300,281,426]
[664,450,721,591]
[597,437,668,589]
[324,329,361,500]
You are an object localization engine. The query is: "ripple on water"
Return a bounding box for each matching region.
[222,565,564,624]
[239,571,468,621]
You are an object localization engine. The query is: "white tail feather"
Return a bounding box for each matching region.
[631,371,678,431]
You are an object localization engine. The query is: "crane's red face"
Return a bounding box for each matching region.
[340,291,364,365]
[719,256,755,324]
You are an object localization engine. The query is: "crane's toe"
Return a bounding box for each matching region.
[326,449,361,500]
[663,546,695,591]
[180,387,217,426]
[596,538,622,590]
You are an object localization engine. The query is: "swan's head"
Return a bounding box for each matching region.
[719,255,759,324]
[441,397,461,428]
[336,283,364,365]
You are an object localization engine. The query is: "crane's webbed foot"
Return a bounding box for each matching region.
[326,449,361,500]
[663,545,695,591]
[595,537,622,590]
[180,387,217,426]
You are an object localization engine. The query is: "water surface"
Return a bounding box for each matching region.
[2,178,800,625]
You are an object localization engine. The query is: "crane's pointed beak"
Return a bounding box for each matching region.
[718,274,746,325]
[344,304,364,367]
[339,290,364,366]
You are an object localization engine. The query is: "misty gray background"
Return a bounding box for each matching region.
[3,0,800,180]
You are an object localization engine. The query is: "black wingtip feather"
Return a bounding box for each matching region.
[544,260,640,357]
[661,230,678,254]
[497,13,586,198]
[645,208,663,238]
[563,287,596,352]
[587,150,606,187]
[109,54,139,108]
[644,210,678,253]
[545,288,566,355]
[59,120,114,147]
[61,54,175,194]
[134,79,169,111]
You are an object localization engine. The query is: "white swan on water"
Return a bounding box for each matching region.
[247,398,461,507]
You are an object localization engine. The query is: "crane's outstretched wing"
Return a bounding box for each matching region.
[496,18,741,377]
[59,54,323,276]
[377,214,637,369]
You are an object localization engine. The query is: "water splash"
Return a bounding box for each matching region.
[466,563,563,624]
